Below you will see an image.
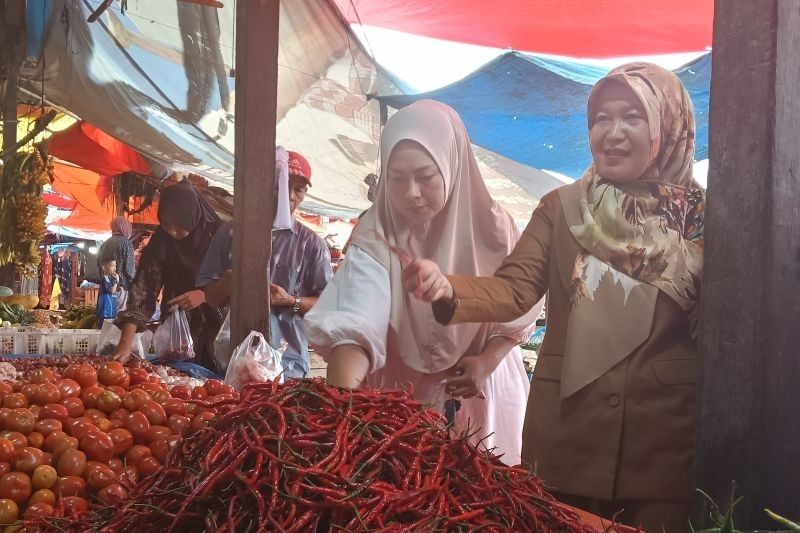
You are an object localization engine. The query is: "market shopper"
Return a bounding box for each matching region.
[198,148,332,378]
[402,64,704,531]
[98,216,135,311]
[113,180,225,370]
[304,100,542,464]
[96,258,119,328]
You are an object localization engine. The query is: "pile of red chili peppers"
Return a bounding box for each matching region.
[38,379,624,532]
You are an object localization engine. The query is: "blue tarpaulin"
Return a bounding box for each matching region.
[380,52,711,178]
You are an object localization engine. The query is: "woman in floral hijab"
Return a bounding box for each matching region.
[403,63,705,532]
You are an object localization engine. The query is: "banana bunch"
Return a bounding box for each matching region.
[0,151,52,275]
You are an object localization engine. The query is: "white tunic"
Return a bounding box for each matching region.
[305,246,537,465]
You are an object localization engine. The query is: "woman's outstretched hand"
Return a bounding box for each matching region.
[402,258,454,302]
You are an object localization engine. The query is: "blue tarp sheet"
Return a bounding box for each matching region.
[380,52,711,178]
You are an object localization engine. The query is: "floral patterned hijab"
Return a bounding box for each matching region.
[558,62,705,397]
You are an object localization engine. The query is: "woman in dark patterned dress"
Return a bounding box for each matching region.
[113,181,225,371]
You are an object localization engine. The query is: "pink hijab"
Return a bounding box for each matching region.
[349,100,522,374]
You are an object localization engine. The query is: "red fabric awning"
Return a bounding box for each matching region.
[49,162,159,234]
[48,122,153,177]
[332,0,713,57]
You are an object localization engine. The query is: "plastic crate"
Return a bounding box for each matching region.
[0,329,24,355]
[37,330,101,355]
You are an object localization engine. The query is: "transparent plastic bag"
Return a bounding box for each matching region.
[97,320,145,357]
[224,330,286,391]
[153,308,195,363]
[213,312,232,373]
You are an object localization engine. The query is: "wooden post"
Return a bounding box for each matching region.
[0,0,25,289]
[696,1,800,527]
[230,0,279,348]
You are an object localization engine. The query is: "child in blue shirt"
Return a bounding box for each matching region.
[96,259,119,328]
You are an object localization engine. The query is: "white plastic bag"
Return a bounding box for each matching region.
[153,308,195,363]
[213,312,232,373]
[97,321,145,357]
[224,331,286,391]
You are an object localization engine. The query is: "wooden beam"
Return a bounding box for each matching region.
[696,0,800,527]
[229,0,279,348]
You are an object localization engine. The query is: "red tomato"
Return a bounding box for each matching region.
[32,384,60,406]
[83,409,108,425]
[191,412,215,431]
[28,488,56,506]
[47,401,74,421]
[80,432,114,462]
[124,412,151,443]
[97,482,128,505]
[80,387,104,409]
[148,389,171,405]
[184,402,197,416]
[161,399,187,417]
[51,437,79,461]
[169,385,191,400]
[0,498,18,524]
[13,447,47,474]
[0,433,26,451]
[31,465,57,490]
[43,431,68,453]
[123,445,151,466]
[0,473,31,504]
[203,379,224,396]
[61,495,89,517]
[0,463,10,477]
[127,368,149,386]
[138,401,167,426]
[148,438,171,463]
[2,394,27,409]
[122,390,150,412]
[55,476,87,498]
[220,384,235,396]
[26,432,44,449]
[0,383,11,396]
[20,383,38,403]
[56,449,87,477]
[0,408,10,428]
[94,418,113,433]
[137,383,166,394]
[29,368,56,385]
[144,425,171,444]
[34,419,62,437]
[137,456,162,478]
[107,385,128,398]
[108,429,134,456]
[55,379,81,399]
[0,440,12,463]
[97,362,125,387]
[23,502,54,520]
[5,409,35,435]
[95,392,122,414]
[66,419,97,441]
[72,365,98,389]
[60,398,85,420]
[107,457,124,475]
[85,464,116,491]
[108,419,125,430]
[191,387,209,400]
[167,414,191,437]
[109,408,129,421]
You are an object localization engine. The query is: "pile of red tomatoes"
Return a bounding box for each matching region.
[0,359,235,529]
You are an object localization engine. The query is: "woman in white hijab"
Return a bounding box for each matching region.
[305,100,542,463]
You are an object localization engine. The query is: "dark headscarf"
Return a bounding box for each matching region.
[148,181,222,296]
[110,216,133,239]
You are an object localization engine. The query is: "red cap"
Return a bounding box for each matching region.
[287,151,312,186]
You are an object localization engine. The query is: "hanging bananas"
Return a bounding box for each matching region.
[0,150,52,276]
